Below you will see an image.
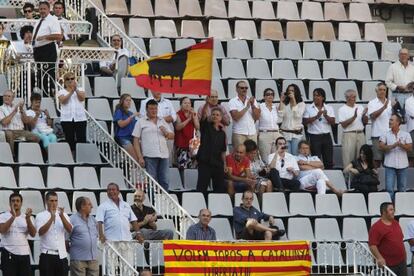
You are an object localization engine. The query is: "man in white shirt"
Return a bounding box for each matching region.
[36,191,73,276]
[267,136,301,191]
[134,100,174,190]
[405,90,414,163]
[96,183,141,266]
[385,48,414,113]
[338,89,369,168]
[0,193,36,276]
[100,34,130,76]
[379,114,412,199]
[303,88,335,169]
[0,90,40,155]
[32,1,62,62]
[406,219,414,274]
[229,80,260,147]
[367,82,393,167]
[296,141,343,196]
[53,1,70,41]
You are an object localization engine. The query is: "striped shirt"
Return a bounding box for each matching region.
[186,222,216,241]
[0,104,24,130]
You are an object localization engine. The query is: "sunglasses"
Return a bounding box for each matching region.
[23,9,33,13]
[265,93,274,96]
[238,87,248,90]
[65,77,75,81]
[280,159,285,168]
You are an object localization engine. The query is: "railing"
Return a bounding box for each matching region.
[0,0,41,8]
[313,241,397,275]
[102,242,140,276]
[85,111,196,239]
[0,18,93,40]
[65,0,149,59]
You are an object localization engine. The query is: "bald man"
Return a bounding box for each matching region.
[197,90,231,126]
[386,48,414,112]
[186,209,216,240]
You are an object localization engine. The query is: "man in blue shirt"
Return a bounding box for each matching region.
[233,191,285,240]
[69,196,99,276]
[186,209,216,241]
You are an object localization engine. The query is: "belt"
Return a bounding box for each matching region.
[308,133,330,136]
[42,249,59,255]
[259,129,279,133]
[344,130,364,134]
[281,129,303,135]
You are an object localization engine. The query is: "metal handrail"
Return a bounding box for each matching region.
[102,242,140,276]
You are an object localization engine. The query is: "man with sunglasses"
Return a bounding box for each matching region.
[22,3,35,20]
[267,136,301,191]
[229,80,260,147]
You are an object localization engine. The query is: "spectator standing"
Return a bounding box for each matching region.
[174,97,200,169]
[385,48,414,112]
[57,72,87,152]
[225,144,255,197]
[244,139,273,195]
[12,25,33,54]
[406,219,414,274]
[379,114,412,199]
[0,90,40,155]
[0,23,8,40]
[0,193,36,276]
[69,197,99,276]
[53,1,69,41]
[267,136,301,191]
[303,88,335,169]
[26,93,57,149]
[31,1,62,63]
[233,191,285,240]
[100,34,129,76]
[296,141,343,195]
[343,145,379,195]
[405,89,414,164]
[186,209,216,241]
[278,84,305,155]
[133,100,174,191]
[196,107,227,194]
[338,89,369,168]
[228,80,260,147]
[367,83,393,167]
[369,202,407,276]
[197,90,230,127]
[35,191,72,276]
[257,88,282,163]
[131,190,174,240]
[113,93,139,160]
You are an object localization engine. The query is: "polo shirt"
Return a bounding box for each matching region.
[380,129,412,169]
[233,205,269,235]
[303,103,334,134]
[367,97,392,137]
[226,154,250,177]
[228,96,258,136]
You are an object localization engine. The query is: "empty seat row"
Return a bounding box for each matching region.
[128,19,387,42]
[0,142,102,165]
[0,166,130,190]
[106,0,373,22]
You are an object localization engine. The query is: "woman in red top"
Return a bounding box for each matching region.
[174,97,200,169]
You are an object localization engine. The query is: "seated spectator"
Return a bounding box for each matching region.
[278,84,305,155]
[0,23,8,41]
[344,144,379,194]
[225,144,256,197]
[0,90,40,155]
[267,137,301,191]
[296,140,343,196]
[196,107,227,194]
[21,2,35,20]
[113,93,139,160]
[186,209,216,241]
[131,190,173,240]
[100,34,129,76]
[26,93,57,149]
[174,97,200,169]
[244,139,273,195]
[140,269,152,276]
[12,25,33,55]
[197,90,230,127]
[233,191,285,240]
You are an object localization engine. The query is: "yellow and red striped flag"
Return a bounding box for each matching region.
[163,240,312,276]
[129,38,213,96]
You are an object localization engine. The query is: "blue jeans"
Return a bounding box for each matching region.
[144,157,169,191]
[287,138,301,155]
[33,130,57,149]
[385,166,407,200]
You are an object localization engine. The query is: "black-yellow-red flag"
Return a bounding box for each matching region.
[129,38,213,96]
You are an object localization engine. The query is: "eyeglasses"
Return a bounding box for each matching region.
[23,9,33,13]
[238,87,248,90]
[65,77,75,81]
[265,93,274,96]
[280,159,285,168]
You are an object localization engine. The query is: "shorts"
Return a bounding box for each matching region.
[371,137,383,161]
[233,181,248,193]
[118,137,132,146]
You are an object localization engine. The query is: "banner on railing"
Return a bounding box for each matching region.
[163,240,311,276]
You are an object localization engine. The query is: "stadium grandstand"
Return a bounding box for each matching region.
[0,0,414,275]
